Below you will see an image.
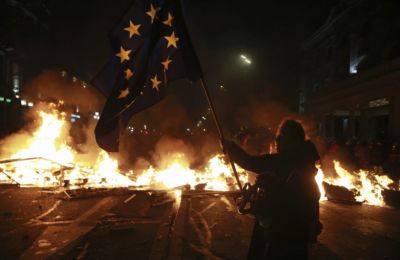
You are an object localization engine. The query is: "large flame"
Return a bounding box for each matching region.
[0,106,134,188]
[11,110,74,164]
[0,105,248,191]
[316,161,399,206]
[131,153,247,190]
[0,105,398,208]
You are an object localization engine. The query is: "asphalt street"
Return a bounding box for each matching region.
[311,201,400,260]
[0,186,399,259]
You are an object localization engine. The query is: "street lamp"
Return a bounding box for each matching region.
[240,54,252,65]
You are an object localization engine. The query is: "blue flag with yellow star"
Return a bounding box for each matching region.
[92,0,203,152]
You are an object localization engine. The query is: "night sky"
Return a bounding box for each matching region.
[2,0,338,115]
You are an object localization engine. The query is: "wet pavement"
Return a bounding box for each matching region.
[0,186,399,259]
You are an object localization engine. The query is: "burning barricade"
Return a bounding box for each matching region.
[2,103,400,260]
[0,103,399,207]
[317,161,400,207]
[0,103,249,195]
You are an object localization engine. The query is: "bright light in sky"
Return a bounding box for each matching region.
[239,54,252,65]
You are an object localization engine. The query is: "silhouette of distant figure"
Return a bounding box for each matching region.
[223,119,322,259]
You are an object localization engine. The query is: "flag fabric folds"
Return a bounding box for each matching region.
[92,0,203,152]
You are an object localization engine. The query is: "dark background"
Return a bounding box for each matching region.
[0,0,342,146]
[1,0,337,98]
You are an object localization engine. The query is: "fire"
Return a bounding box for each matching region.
[0,105,134,188]
[315,166,327,201]
[11,110,75,164]
[132,153,247,190]
[0,104,248,191]
[1,103,397,208]
[317,160,398,206]
[1,158,61,187]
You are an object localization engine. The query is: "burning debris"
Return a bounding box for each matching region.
[0,103,399,260]
[0,102,399,208]
[0,103,249,191]
[317,161,400,206]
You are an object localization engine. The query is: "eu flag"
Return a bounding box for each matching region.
[92,0,203,152]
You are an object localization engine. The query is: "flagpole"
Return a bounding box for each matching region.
[200,77,243,192]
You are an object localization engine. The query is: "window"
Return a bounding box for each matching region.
[13,74,20,96]
[368,98,390,108]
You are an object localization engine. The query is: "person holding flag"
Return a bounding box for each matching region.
[92,1,322,258]
[222,120,322,259]
[92,0,244,190]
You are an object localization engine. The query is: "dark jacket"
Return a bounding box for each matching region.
[226,140,321,242]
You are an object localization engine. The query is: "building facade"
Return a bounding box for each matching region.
[301,0,400,142]
[0,45,23,138]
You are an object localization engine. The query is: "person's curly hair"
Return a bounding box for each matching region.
[277,119,306,143]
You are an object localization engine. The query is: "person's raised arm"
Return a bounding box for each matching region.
[222,139,279,174]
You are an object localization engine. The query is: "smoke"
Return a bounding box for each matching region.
[127,95,193,134]
[120,133,223,180]
[219,94,317,155]
[236,100,293,130]
[1,69,321,173]
[0,71,222,173]
[0,128,36,159]
[118,95,221,170]
[72,119,106,164]
[151,136,196,167]
[22,70,105,113]
[117,87,319,169]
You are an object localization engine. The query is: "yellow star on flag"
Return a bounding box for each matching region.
[146,4,157,24]
[164,31,179,48]
[124,68,134,80]
[116,47,131,63]
[150,75,162,91]
[118,88,130,99]
[124,20,141,38]
[163,12,173,27]
[161,57,172,71]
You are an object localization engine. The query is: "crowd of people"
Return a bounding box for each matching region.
[317,138,400,179]
[234,125,400,180]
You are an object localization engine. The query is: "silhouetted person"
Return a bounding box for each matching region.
[223,119,321,259]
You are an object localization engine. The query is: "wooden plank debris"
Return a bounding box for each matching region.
[167,191,253,260]
[19,197,120,259]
